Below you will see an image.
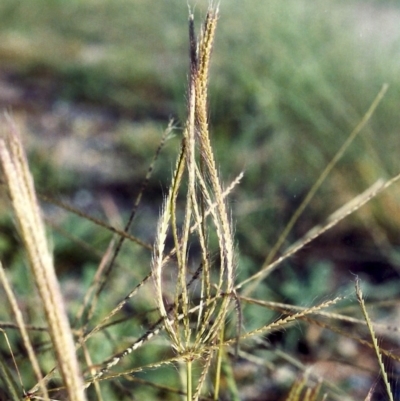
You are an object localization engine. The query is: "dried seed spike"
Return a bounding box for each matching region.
[91,319,164,382]
[0,116,86,401]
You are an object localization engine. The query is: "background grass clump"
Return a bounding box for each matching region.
[0,1,400,400]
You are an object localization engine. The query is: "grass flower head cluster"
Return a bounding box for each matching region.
[152,5,239,399]
[1,3,400,401]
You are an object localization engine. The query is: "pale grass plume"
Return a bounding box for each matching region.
[152,4,238,399]
[0,115,86,401]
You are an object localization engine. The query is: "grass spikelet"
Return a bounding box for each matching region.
[224,297,342,344]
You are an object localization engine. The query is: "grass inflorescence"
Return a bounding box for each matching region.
[1,3,400,401]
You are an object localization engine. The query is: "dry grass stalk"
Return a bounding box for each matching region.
[0,329,23,401]
[237,172,400,292]
[0,262,48,399]
[262,84,388,270]
[0,116,86,401]
[356,278,394,401]
[244,83,389,296]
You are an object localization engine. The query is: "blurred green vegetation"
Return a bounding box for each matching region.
[1,0,399,227]
[1,0,400,399]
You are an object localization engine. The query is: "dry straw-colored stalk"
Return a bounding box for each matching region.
[0,116,86,401]
[237,171,400,292]
[0,261,49,399]
[356,278,394,401]
[243,83,389,296]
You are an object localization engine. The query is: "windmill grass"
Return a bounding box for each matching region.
[0,4,400,401]
[151,6,238,399]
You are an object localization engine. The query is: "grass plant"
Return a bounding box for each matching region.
[0,117,85,400]
[1,3,400,401]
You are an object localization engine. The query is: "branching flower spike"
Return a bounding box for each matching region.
[152,5,238,400]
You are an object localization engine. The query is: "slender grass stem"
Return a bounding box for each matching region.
[187,359,192,401]
[356,278,394,401]
[213,324,224,401]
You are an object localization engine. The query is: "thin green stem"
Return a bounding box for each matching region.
[213,324,225,400]
[187,359,192,401]
[243,83,389,296]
